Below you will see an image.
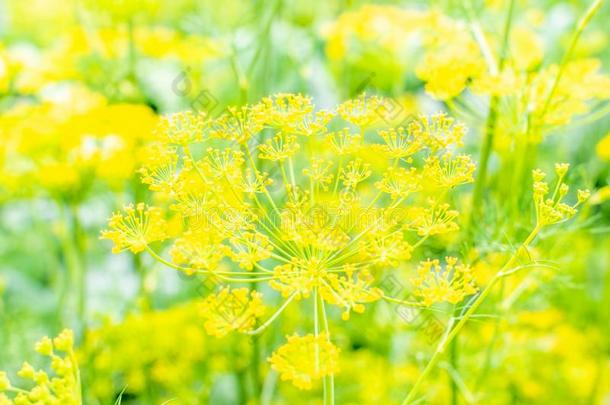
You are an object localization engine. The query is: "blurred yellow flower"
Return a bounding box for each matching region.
[269,334,340,390]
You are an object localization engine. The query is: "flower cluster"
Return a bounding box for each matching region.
[80,302,247,402]
[325,4,610,140]
[0,86,158,201]
[102,93,476,389]
[412,257,478,306]
[268,334,340,390]
[532,163,589,228]
[200,287,266,337]
[100,203,168,254]
[0,330,81,405]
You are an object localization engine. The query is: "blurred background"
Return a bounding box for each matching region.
[1,0,609,403]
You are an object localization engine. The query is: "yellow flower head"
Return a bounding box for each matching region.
[269,334,340,390]
[532,164,588,227]
[101,203,168,253]
[412,257,478,306]
[596,132,610,161]
[157,110,209,146]
[336,93,385,128]
[103,94,474,360]
[0,330,80,404]
[200,287,266,337]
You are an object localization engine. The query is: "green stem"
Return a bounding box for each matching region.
[245,293,296,335]
[248,282,262,400]
[469,95,499,231]
[132,180,151,310]
[401,226,540,404]
[59,203,86,332]
[467,0,516,235]
[539,0,604,120]
[320,296,335,405]
[449,307,459,405]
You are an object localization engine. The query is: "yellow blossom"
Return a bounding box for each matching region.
[269,334,340,390]
[412,257,478,306]
[100,203,168,253]
[200,288,266,337]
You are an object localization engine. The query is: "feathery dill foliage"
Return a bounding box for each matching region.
[101,93,476,388]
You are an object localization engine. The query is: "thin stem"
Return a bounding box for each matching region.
[144,246,268,277]
[382,296,427,308]
[260,370,278,405]
[248,282,262,400]
[539,0,604,120]
[313,288,320,374]
[468,0,516,234]
[401,226,540,404]
[69,350,83,404]
[245,293,296,335]
[320,296,335,405]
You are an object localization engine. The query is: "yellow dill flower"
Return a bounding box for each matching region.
[242,168,274,196]
[0,330,81,404]
[170,229,228,273]
[532,164,589,227]
[289,109,334,137]
[81,302,239,401]
[202,147,245,183]
[529,59,610,128]
[375,167,422,200]
[339,159,372,189]
[422,153,476,188]
[270,257,329,300]
[510,26,544,71]
[321,269,383,320]
[229,231,273,270]
[417,16,484,100]
[596,132,610,161]
[261,93,314,128]
[412,257,478,306]
[100,203,168,253]
[303,159,334,191]
[359,231,413,266]
[326,128,362,155]
[377,127,425,160]
[258,133,300,161]
[156,110,209,146]
[200,288,266,337]
[323,6,431,91]
[268,334,340,390]
[336,93,385,128]
[103,94,474,371]
[138,144,181,196]
[408,113,467,151]
[210,105,267,144]
[0,372,10,392]
[404,203,460,237]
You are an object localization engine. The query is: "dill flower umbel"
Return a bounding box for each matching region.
[268,334,340,390]
[100,203,168,253]
[0,330,81,405]
[101,93,475,389]
[412,257,478,306]
[200,287,266,337]
[0,86,159,200]
[81,302,246,402]
[532,163,589,228]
